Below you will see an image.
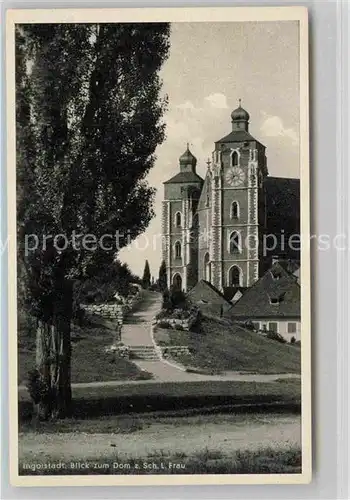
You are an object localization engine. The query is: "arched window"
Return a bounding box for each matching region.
[173,273,182,290]
[231,201,239,219]
[228,265,242,287]
[231,151,239,167]
[174,241,182,259]
[229,231,241,254]
[204,253,211,282]
[174,212,182,227]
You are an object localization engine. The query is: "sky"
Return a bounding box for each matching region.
[119,21,300,278]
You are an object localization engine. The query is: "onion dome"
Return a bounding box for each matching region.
[179,143,197,167]
[231,99,250,122]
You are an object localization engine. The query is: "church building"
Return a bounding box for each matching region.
[162,102,300,293]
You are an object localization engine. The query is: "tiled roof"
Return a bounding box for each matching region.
[227,262,300,319]
[215,130,261,144]
[163,171,204,184]
[188,280,232,316]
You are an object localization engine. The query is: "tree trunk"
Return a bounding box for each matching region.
[51,279,73,419]
[35,320,52,420]
[35,279,73,420]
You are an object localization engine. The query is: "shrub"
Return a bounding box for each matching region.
[174,324,185,331]
[242,320,256,331]
[290,336,296,344]
[157,320,172,329]
[155,309,168,320]
[266,330,287,344]
[169,287,187,309]
[162,288,172,311]
[105,343,131,359]
[171,308,185,319]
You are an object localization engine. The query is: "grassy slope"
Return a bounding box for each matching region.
[155,315,301,374]
[18,315,151,386]
[19,378,301,421]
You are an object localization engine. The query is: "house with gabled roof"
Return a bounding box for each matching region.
[226,261,301,342]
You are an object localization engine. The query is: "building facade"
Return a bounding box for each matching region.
[162,103,300,293]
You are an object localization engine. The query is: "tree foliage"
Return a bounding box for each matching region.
[142,260,151,289]
[158,259,167,291]
[16,23,170,418]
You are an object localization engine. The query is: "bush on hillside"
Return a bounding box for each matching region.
[170,288,187,309]
[162,288,172,310]
[266,330,287,344]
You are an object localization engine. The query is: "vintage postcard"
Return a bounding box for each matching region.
[6,7,311,486]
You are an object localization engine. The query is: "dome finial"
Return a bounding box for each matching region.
[239,98,241,107]
[186,142,189,150]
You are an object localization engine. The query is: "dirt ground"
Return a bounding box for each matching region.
[19,413,301,464]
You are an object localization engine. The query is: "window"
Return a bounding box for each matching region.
[175,212,182,227]
[173,274,182,290]
[288,322,297,334]
[270,269,282,280]
[269,293,285,305]
[231,201,239,219]
[228,265,242,286]
[269,322,278,333]
[229,231,241,254]
[231,151,239,166]
[174,241,182,259]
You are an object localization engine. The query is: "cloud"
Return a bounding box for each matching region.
[176,93,229,114]
[260,115,298,145]
[176,100,195,110]
[204,93,228,109]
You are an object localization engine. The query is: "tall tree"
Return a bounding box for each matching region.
[158,260,167,291]
[16,23,170,419]
[142,260,151,289]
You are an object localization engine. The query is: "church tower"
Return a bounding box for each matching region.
[162,146,204,291]
[198,101,268,291]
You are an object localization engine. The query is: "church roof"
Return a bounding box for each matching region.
[215,129,260,144]
[227,262,300,319]
[163,171,204,184]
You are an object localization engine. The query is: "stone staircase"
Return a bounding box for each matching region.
[129,345,160,361]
